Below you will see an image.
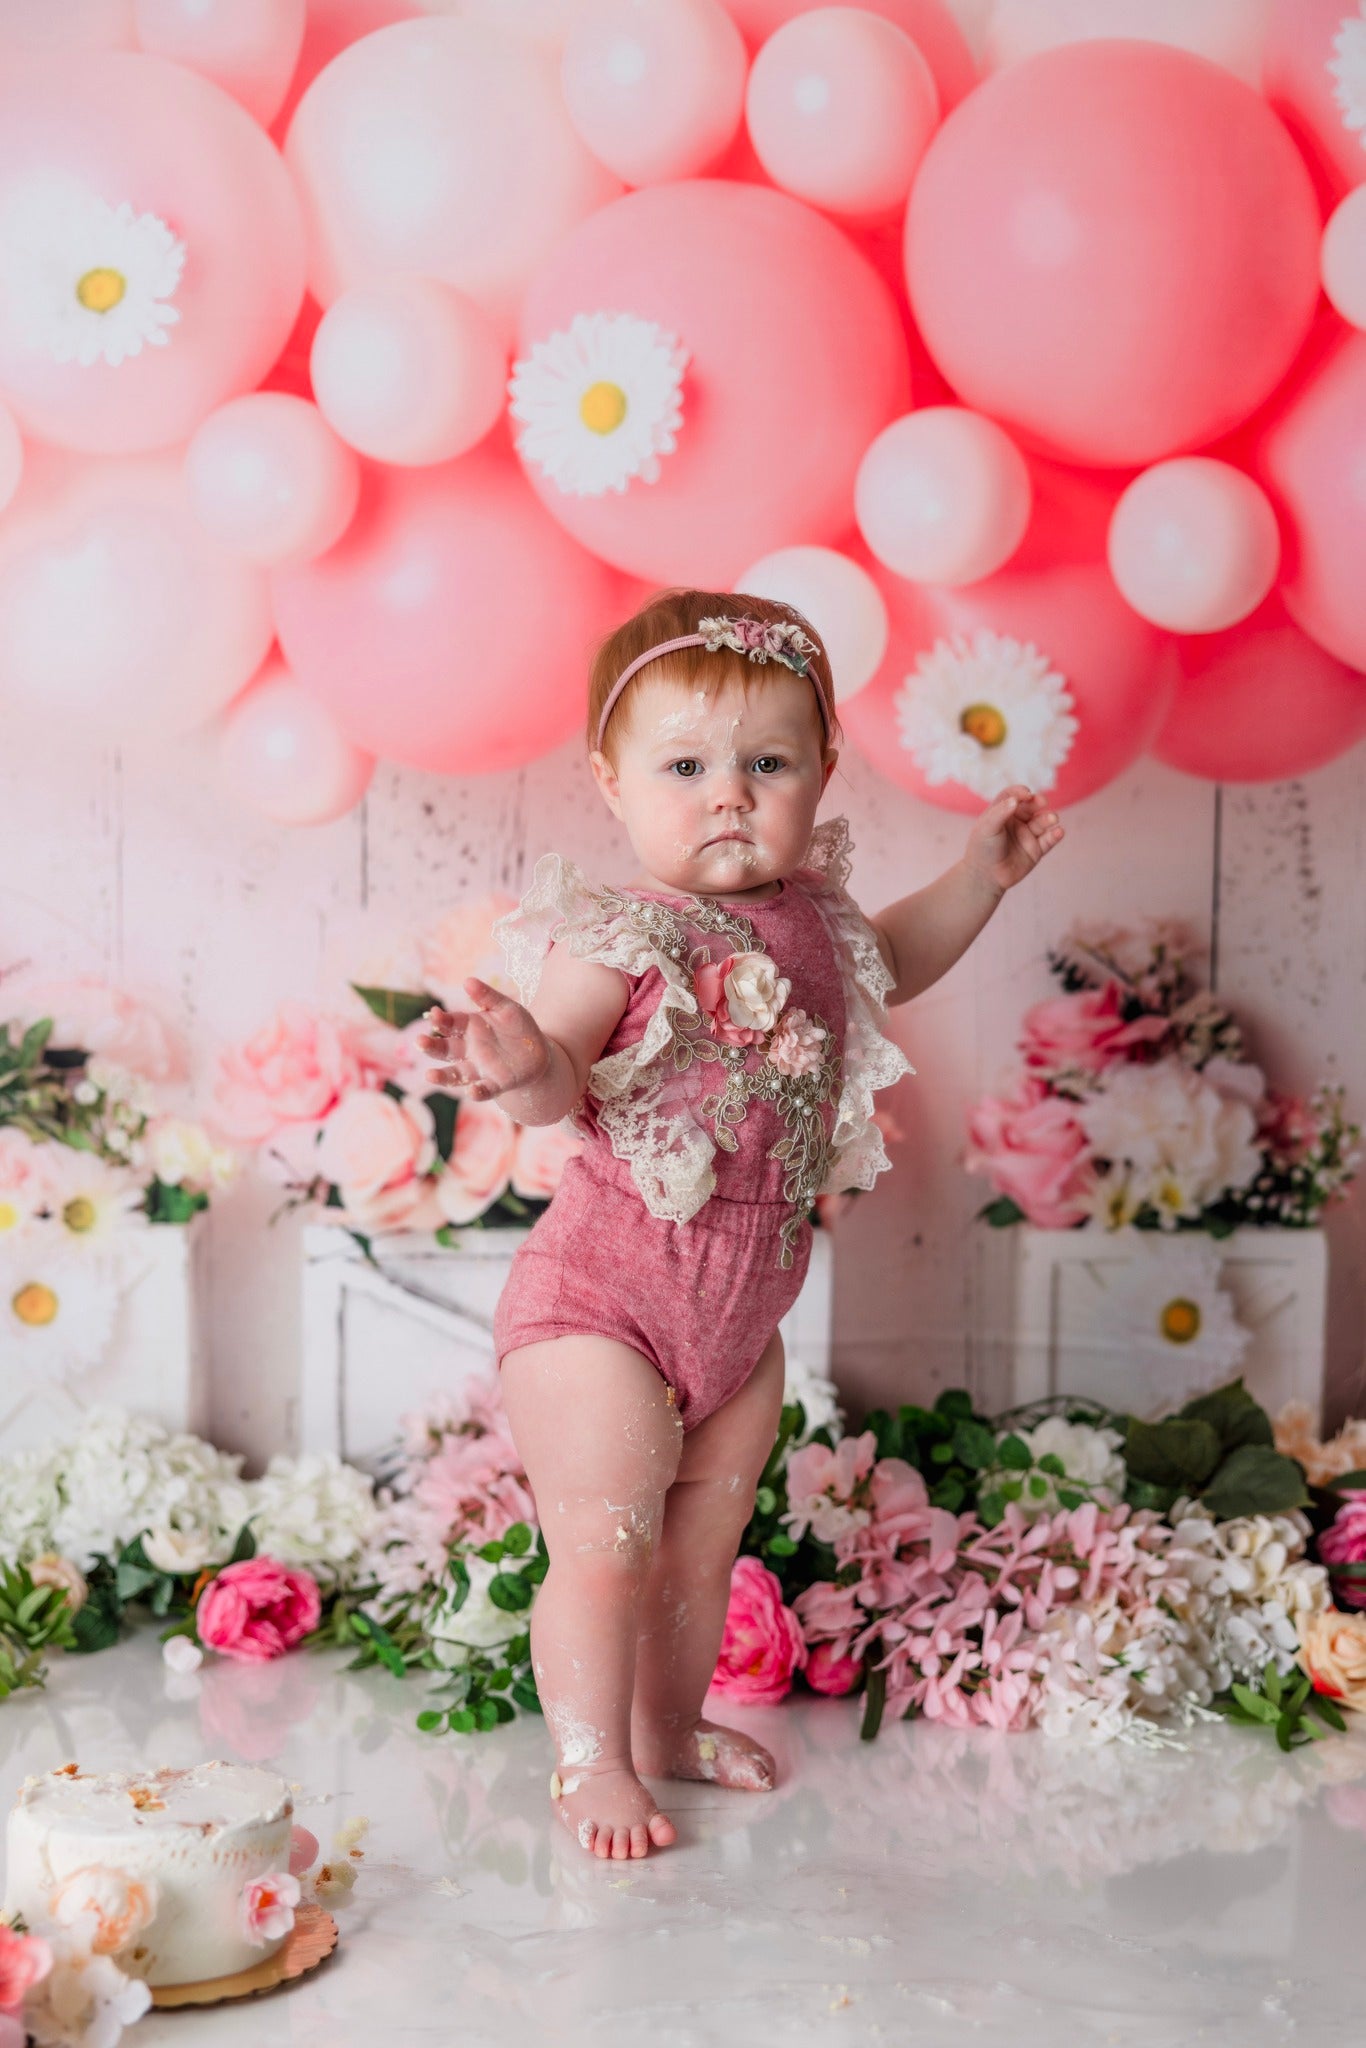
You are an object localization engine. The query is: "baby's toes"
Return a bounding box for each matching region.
[647,1812,677,1849]
[610,1827,634,1860]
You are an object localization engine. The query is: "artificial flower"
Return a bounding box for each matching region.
[247,1452,379,1581]
[766,1007,828,1079]
[1018,982,1166,1087]
[0,178,185,368]
[28,1555,88,1616]
[508,310,689,497]
[1319,1493,1366,1610]
[20,1926,150,2048]
[239,1872,299,1947]
[1274,1401,1366,1488]
[434,1099,517,1226]
[710,1557,808,1705]
[1075,1056,1262,1225]
[964,1074,1094,1227]
[195,1557,322,1663]
[46,1867,156,1958]
[1330,2,1366,147]
[4,977,185,1085]
[211,1002,402,1149]
[0,1245,120,1382]
[986,1417,1127,1515]
[142,1526,219,1576]
[894,628,1079,798]
[33,1149,147,1251]
[427,1553,523,1659]
[141,1118,237,1194]
[781,1432,878,1544]
[161,1636,203,1675]
[803,1642,862,1696]
[417,896,518,1005]
[0,1132,59,1243]
[316,1090,438,1222]
[1080,1238,1250,1408]
[1298,1607,1366,1710]
[0,1923,52,2008]
[694,950,790,1047]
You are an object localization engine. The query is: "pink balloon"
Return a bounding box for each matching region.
[726,0,977,113]
[0,0,134,54]
[271,435,624,775]
[134,0,305,128]
[218,656,374,824]
[1155,595,1366,782]
[272,0,421,138]
[0,448,273,741]
[561,0,747,185]
[310,276,506,466]
[514,180,910,585]
[855,408,1033,586]
[989,0,1272,89]
[905,42,1321,468]
[1265,0,1366,207]
[746,7,939,218]
[1323,185,1366,330]
[736,543,889,703]
[1107,458,1280,634]
[0,403,23,514]
[0,52,305,455]
[1253,326,1366,670]
[285,18,620,341]
[185,393,360,566]
[841,466,1169,811]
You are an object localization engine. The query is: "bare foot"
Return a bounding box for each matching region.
[632,1717,776,1792]
[550,1760,678,1860]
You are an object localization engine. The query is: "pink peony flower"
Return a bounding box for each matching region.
[0,1924,51,2008]
[239,1871,300,1946]
[1320,1493,1366,1610]
[767,1007,828,1078]
[6,976,185,1082]
[412,1423,536,1543]
[710,1557,808,1705]
[694,951,789,1047]
[804,1641,863,1695]
[317,1089,445,1232]
[509,1120,583,1201]
[196,1558,322,1663]
[212,1002,402,1147]
[435,1098,518,1225]
[964,1074,1095,1227]
[1019,982,1166,1081]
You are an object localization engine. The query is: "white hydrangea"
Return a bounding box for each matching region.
[0,1442,63,1561]
[48,1410,250,1571]
[782,1353,845,1445]
[425,1553,523,1660]
[248,1452,380,1583]
[989,1416,1127,1516]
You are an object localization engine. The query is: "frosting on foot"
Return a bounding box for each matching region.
[632,1718,776,1792]
[549,1761,677,1859]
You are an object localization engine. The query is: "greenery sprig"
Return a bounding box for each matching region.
[1212,1657,1346,1751]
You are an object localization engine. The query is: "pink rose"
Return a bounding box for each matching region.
[510,1120,583,1201]
[1019,982,1165,1081]
[964,1075,1095,1227]
[803,1641,863,1696]
[239,1872,300,1946]
[709,1556,808,1705]
[196,1558,322,1663]
[316,1089,440,1232]
[694,951,789,1047]
[0,1925,51,2008]
[6,976,184,1082]
[1320,1493,1366,1610]
[767,1007,828,1079]
[212,1002,401,1146]
[435,1098,518,1225]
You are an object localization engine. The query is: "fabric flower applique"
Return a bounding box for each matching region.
[767,1007,828,1079]
[694,951,791,1047]
[239,1871,300,1946]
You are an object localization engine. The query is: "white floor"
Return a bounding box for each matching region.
[3,1636,1365,2048]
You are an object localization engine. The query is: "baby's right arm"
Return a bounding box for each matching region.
[419,940,629,1126]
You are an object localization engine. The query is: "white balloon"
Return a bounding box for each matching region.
[1323,186,1366,333]
[855,410,1032,587]
[736,545,888,704]
[311,276,506,465]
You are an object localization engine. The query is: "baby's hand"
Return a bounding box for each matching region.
[417,978,552,1101]
[965,785,1065,894]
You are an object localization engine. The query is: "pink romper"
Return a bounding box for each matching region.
[490,816,912,1433]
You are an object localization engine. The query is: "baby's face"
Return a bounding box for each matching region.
[590,672,836,899]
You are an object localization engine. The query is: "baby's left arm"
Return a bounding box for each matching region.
[869,784,1064,1009]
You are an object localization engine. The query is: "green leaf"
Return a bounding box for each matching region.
[114,1561,159,1603]
[1325,1470,1366,1493]
[859,1661,887,1742]
[976,1493,1005,1529]
[1056,1488,1084,1511]
[426,1091,458,1163]
[1000,1479,1023,1504]
[475,1698,499,1731]
[929,1441,954,1465]
[930,1477,966,1512]
[509,1678,542,1714]
[350,984,436,1030]
[1177,1380,1274,1453]
[765,1533,798,1558]
[228,1522,258,1565]
[1308,1691,1348,1732]
[996,1434,1031,1472]
[502,1524,532,1558]
[979,1196,1025,1228]
[951,1418,998,1471]
[1037,1453,1068,1478]
[933,1390,975,1420]
[416,1710,445,1733]
[489,1696,515,1725]
[487,1573,533,1613]
[1200,1445,1310,1520]
[1124,1417,1222,1489]
[70,1597,121,1655]
[1027,1475,1048,1500]
[1230,1682,1278,1724]
[1275,1712,1294,1753]
[449,1708,477,1734]
[1125,1476,1177,1514]
[754,1485,777,1517]
[1264,1663,1284,1706]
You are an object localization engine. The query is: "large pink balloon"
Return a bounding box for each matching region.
[218,657,374,824]
[1155,595,1366,782]
[134,0,306,129]
[271,435,624,775]
[272,0,421,138]
[1253,329,1366,673]
[726,0,976,112]
[746,8,940,219]
[0,52,305,455]
[0,1,134,54]
[841,466,1169,811]
[561,0,748,185]
[989,0,1272,88]
[514,180,910,585]
[285,18,621,341]
[0,448,273,741]
[184,393,360,566]
[310,277,506,466]
[905,41,1321,468]
[1265,0,1366,207]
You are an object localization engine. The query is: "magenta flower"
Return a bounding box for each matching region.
[711,1557,808,1705]
[1320,1493,1366,1610]
[196,1558,322,1663]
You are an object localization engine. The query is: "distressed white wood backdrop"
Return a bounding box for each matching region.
[6,726,1365,1469]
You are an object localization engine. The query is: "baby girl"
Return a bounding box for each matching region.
[420,589,1063,1863]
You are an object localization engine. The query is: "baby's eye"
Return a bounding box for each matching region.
[668,759,703,778]
[752,755,787,774]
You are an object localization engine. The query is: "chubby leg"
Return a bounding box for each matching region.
[498,1333,685,1860]
[631,1328,788,1792]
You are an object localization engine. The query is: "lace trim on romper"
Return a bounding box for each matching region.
[491,816,914,1258]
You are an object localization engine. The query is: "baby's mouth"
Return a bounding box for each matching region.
[702,832,752,846]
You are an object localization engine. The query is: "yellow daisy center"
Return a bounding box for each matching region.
[1159,1297,1202,1345]
[13,1282,58,1328]
[77,267,126,314]
[0,1199,21,1232]
[960,702,1007,749]
[579,381,628,436]
[62,1196,98,1234]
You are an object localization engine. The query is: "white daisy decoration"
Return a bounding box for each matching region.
[1329,4,1366,151]
[508,310,689,497]
[0,1181,43,1244]
[894,628,1079,798]
[0,176,186,370]
[1,1243,121,1381]
[1089,1238,1251,1413]
[39,1145,148,1251]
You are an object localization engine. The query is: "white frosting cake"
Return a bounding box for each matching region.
[4,1760,295,1987]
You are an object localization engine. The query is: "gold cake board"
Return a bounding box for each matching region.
[150,1904,338,2008]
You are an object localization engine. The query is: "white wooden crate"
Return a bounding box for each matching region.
[301,1220,835,1469]
[0,1216,211,1454]
[972,1223,1328,1424]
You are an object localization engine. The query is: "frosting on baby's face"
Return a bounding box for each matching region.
[589,673,836,901]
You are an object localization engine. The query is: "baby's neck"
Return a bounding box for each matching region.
[631,870,786,906]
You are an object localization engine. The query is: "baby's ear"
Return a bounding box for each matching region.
[588,747,624,819]
[819,748,839,793]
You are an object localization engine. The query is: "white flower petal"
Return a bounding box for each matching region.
[509,310,689,498]
[894,629,1078,797]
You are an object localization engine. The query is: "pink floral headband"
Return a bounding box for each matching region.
[594,614,831,753]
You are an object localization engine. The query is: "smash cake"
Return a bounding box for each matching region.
[4,1760,296,1987]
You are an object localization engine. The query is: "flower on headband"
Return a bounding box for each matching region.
[696,617,818,677]
[508,310,689,498]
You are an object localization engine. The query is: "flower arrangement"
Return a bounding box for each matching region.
[211,895,582,1253]
[964,918,1359,1234]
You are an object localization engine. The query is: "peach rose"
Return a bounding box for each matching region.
[316,1090,442,1232]
[29,1553,88,1616]
[964,1074,1095,1227]
[435,1098,518,1225]
[510,1120,582,1201]
[1019,982,1166,1081]
[709,1557,808,1705]
[1297,1607,1366,1710]
[212,1003,402,1146]
[47,1865,157,1956]
[694,951,790,1048]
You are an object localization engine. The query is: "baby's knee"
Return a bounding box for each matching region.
[551,1492,663,1575]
